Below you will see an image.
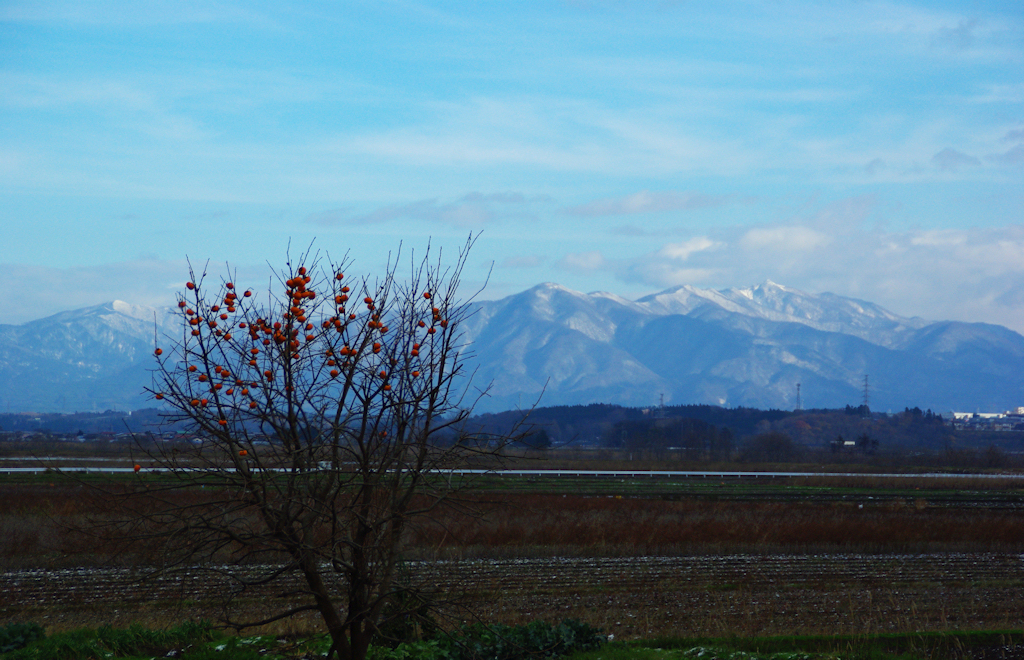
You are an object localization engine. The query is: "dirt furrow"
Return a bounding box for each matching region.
[3,553,1023,639]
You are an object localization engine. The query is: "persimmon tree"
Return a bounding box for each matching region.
[136,240,506,660]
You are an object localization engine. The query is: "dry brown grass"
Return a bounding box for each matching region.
[404,493,1024,558]
[5,484,1024,569]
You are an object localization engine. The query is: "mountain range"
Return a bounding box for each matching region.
[2,282,1023,414]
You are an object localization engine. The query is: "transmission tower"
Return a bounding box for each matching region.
[796,383,802,411]
[863,374,870,410]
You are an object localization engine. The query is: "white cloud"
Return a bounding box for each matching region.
[910,230,967,247]
[562,190,731,217]
[330,192,547,228]
[931,18,978,50]
[558,251,608,272]
[499,255,547,269]
[932,147,981,171]
[989,144,1024,166]
[0,260,187,325]
[530,195,1024,331]
[656,237,719,260]
[613,220,1024,333]
[628,264,720,288]
[305,207,354,227]
[0,1,267,27]
[339,94,758,179]
[739,226,831,251]
[1003,128,1024,142]
[970,84,1024,105]
[857,2,1016,58]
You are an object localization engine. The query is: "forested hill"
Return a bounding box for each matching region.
[470,403,794,446]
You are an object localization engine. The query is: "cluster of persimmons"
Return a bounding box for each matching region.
[149,262,451,439]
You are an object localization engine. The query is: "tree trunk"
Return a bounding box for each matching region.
[298,554,352,660]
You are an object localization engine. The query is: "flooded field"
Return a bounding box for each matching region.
[3,553,1023,640]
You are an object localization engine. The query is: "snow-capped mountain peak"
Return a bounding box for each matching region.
[635,281,928,345]
[111,300,158,321]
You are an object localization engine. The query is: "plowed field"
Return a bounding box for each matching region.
[4,553,1024,640]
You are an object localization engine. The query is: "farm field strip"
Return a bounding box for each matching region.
[416,553,1024,592]
[4,472,1024,640]
[6,553,1022,599]
[4,553,1024,639]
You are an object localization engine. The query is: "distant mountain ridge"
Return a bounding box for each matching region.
[2,284,1022,414]
[459,282,1024,413]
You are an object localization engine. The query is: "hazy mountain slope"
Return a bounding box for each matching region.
[900,321,1024,367]
[0,301,175,412]
[461,284,665,411]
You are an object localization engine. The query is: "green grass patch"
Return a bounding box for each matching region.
[6,622,1024,660]
[0,621,218,660]
[579,630,1024,660]
[1,619,604,660]
[0,623,45,653]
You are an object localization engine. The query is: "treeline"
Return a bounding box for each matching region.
[0,408,167,434]
[605,417,733,461]
[467,403,1024,463]
[5,403,1023,466]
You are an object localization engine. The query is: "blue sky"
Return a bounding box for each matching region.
[2,1,1023,330]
